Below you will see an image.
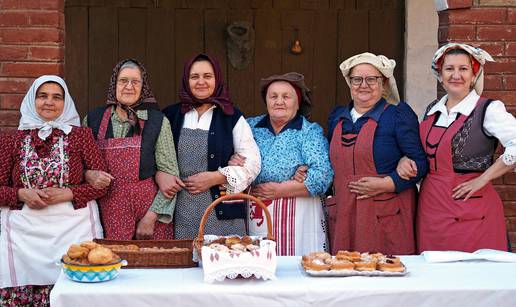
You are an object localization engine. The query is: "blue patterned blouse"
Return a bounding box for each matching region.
[247,114,334,196]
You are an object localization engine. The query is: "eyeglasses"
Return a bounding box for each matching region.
[117,78,142,88]
[349,76,383,86]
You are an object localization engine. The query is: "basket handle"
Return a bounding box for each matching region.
[194,193,274,248]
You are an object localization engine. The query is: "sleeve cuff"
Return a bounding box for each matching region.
[149,191,174,224]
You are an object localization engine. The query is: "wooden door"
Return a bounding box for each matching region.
[65,0,404,131]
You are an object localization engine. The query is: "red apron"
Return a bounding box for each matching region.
[417,102,507,253]
[96,108,173,240]
[328,117,416,255]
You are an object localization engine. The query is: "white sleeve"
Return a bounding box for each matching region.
[483,100,516,168]
[218,116,261,193]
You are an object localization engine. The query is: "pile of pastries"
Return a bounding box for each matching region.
[302,251,405,272]
[63,241,121,265]
[206,236,260,253]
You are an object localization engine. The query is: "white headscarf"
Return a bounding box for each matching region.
[18,75,80,140]
[431,43,494,95]
[339,52,400,104]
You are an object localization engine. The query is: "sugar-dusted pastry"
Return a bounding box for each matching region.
[354,260,377,271]
[241,235,253,245]
[87,246,114,265]
[304,258,331,271]
[325,258,354,270]
[336,250,361,262]
[377,258,405,272]
[67,244,89,259]
[225,236,241,246]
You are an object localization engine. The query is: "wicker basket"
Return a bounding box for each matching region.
[193,193,274,260]
[94,239,197,269]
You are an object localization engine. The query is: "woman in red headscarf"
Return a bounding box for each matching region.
[162,53,261,239]
[399,43,516,252]
[84,59,180,240]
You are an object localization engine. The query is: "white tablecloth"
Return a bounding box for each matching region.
[50,256,516,307]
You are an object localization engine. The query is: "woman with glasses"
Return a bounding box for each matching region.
[83,59,180,240]
[326,52,428,255]
[162,54,261,239]
[398,43,516,252]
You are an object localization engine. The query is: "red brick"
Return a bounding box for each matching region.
[439,25,476,42]
[509,8,516,24]
[506,42,516,56]
[0,45,29,61]
[29,46,63,61]
[0,94,24,109]
[29,11,63,28]
[446,0,473,9]
[503,201,516,217]
[482,91,516,106]
[505,173,516,185]
[495,185,516,201]
[505,75,516,90]
[0,0,63,10]
[0,28,63,45]
[0,110,20,126]
[0,126,17,133]
[442,8,506,25]
[483,75,503,90]
[0,78,32,93]
[0,12,28,26]
[484,58,516,74]
[472,42,504,56]
[1,62,63,77]
[477,25,516,41]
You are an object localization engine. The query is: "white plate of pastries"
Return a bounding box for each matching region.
[301,251,408,277]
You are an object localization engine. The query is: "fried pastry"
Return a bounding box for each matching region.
[304,258,331,271]
[354,260,377,271]
[325,258,355,270]
[67,244,89,259]
[80,241,99,250]
[225,236,241,246]
[88,246,114,264]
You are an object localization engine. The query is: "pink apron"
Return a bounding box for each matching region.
[329,117,416,255]
[417,100,507,252]
[96,108,173,240]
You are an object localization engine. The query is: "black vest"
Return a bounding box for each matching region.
[162,103,245,220]
[87,106,164,180]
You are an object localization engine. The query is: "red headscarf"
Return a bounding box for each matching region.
[178,53,234,115]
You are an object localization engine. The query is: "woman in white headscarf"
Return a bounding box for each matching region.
[0,75,106,306]
[327,52,428,255]
[398,43,516,253]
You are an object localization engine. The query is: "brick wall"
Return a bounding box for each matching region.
[0,0,64,132]
[438,0,516,251]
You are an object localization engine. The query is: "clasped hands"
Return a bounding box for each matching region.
[17,187,73,209]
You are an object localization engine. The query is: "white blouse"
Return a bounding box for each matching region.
[182,105,261,193]
[427,90,516,167]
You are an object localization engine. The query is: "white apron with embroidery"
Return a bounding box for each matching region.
[248,196,328,256]
[0,135,103,288]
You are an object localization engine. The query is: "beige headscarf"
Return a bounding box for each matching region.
[431,42,494,95]
[339,52,400,104]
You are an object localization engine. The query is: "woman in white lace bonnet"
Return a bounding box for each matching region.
[399,43,516,253]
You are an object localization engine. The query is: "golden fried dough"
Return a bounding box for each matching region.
[80,241,99,250]
[67,244,89,259]
[88,246,114,264]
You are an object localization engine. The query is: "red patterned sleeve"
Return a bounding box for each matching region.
[0,132,22,209]
[69,127,108,209]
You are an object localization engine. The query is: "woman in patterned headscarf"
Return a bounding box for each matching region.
[0,75,106,306]
[162,53,261,239]
[84,59,180,240]
[327,52,428,255]
[398,43,516,253]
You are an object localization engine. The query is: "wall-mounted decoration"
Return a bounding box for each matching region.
[290,28,302,55]
[226,21,255,70]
